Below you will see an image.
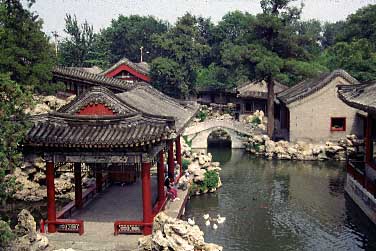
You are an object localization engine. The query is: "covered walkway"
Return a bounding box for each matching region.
[47,177,159,251]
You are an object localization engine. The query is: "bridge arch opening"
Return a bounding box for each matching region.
[207,129,232,148]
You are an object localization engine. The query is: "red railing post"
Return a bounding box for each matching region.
[157,150,166,209]
[168,140,174,182]
[175,136,182,178]
[46,161,56,233]
[74,162,83,209]
[142,161,153,235]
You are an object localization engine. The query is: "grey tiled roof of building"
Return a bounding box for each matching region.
[53,66,138,92]
[337,82,376,113]
[100,58,150,76]
[278,69,360,105]
[25,112,173,148]
[237,80,288,99]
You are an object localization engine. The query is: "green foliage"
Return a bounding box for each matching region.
[58,14,96,67]
[151,13,211,98]
[203,171,219,190]
[0,0,54,90]
[102,15,168,64]
[0,220,14,249]
[323,39,376,81]
[182,159,191,171]
[34,81,65,96]
[251,116,261,125]
[197,109,208,122]
[182,135,192,148]
[0,73,32,203]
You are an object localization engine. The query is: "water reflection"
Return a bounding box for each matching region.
[184,148,376,251]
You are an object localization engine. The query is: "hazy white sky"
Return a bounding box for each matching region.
[30,0,376,38]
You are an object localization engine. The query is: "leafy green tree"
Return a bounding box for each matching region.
[0,73,32,203]
[150,57,186,98]
[0,0,54,90]
[321,21,345,48]
[151,13,210,98]
[323,39,376,81]
[59,14,96,67]
[101,15,168,64]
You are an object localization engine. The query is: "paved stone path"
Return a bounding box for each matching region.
[46,176,190,251]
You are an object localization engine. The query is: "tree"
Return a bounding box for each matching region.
[58,14,96,67]
[101,15,168,64]
[323,39,376,81]
[0,0,54,91]
[251,0,326,137]
[151,13,210,98]
[0,73,32,203]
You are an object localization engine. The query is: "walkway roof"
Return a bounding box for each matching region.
[337,82,376,114]
[278,69,360,105]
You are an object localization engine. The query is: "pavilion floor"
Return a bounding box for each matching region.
[46,176,159,251]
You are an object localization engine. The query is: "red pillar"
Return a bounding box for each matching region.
[74,163,83,209]
[157,151,166,207]
[142,161,152,235]
[46,161,56,233]
[175,136,182,177]
[168,140,175,182]
[96,171,103,193]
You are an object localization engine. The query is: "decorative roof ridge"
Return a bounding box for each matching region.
[53,65,138,91]
[100,57,150,76]
[237,79,288,92]
[278,69,360,105]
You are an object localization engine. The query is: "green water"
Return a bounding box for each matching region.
[184,148,376,251]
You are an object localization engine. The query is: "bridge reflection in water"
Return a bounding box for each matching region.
[184,148,376,251]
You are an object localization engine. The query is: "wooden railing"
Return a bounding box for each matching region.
[40,174,110,235]
[114,221,152,235]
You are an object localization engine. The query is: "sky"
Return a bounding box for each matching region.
[30,0,376,38]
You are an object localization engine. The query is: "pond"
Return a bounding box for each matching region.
[183,148,376,251]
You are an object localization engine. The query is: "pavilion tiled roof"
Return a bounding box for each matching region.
[25,112,174,148]
[237,80,288,99]
[53,66,137,92]
[278,69,360,105]
[337,82,376,114]
[116,85,200,133]
[101,58,150,76]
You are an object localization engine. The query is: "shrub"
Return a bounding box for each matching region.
[182,159,191,171]
[197,109,208,122]
[0,220,14,249]
[203,171,219,190]
[250,116,261,125]
[183,135,192,148]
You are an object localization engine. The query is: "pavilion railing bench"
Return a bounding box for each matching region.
[40,219,84,235]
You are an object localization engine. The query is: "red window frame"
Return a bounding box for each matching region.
[330,117,346,132]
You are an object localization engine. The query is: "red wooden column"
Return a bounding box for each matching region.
[141,161,153,235]
[46,161,56,233]
[96,171,103,193]
[74,163,83,209]
[157,151,166,207]
[168,140,175,182]
[175,136,182,177]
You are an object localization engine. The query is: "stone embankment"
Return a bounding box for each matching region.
[138,212,222,251]
[178,142,222,195]
[246,134,362,161]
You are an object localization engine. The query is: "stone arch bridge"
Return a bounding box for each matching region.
[183,119,260,149]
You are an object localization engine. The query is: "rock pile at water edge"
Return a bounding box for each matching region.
[138,212,223,251]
